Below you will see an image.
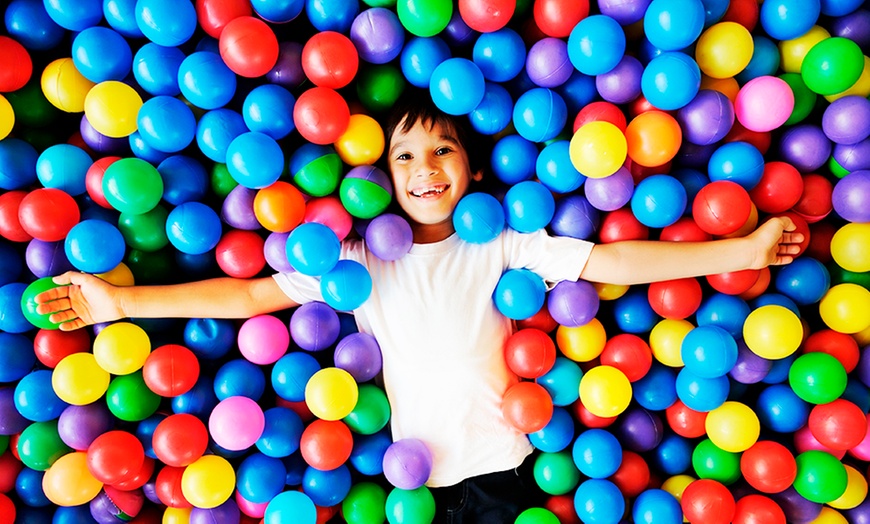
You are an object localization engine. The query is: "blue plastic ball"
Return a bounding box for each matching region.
[214,358,266,401]
[695,292,751,337]
[512,87,568,143]
[630,174,687,228]
[285,222,341,276]
[820,0,864,16]
[632,363,678,411]
[184,318,235,360]
[135,0,197,47]
[652,434,693,476]
[574,479,625,524]
[0,138,38,191]
[15,370,67,421]
[557,71,599,116]
[196,108,248,163]
[550,195,599,240]
[760,0,821,40]
[633,489,682,524]
[469,82,513,135]
[43,0,102,31]
[158,155,208,206]
[735,36,781,84]
[473,27,526,83]
[0,333,34,383]
[429,58,486,116]
[171,377,218,417]
[257,407,304,458]
[302,464,352,507]
[751,292,801,317]
[103,0,143,38]
[774,257,831,306]
[71,26,132,83]
[761,353,795,384]
[306,0,359,32]
[35,144,90,196]
[707,141,765,190]
[137,95,196,153]
[681,325,738,379]
[613,288,661,334]
[4,0,66,50]
[64,219,126,273]
[178,51,238,110]
[538,357,583,407]
[226,132,285,189]
[675,368,730,412]
[243,84,297,140]
[643,0,706,51]
[237,453,287,504]
[756,383,810,432]
[264,491,317,524]
[567,15,626,76]
[537,140,586,194]
[494,268,546,321]
[503,180,556,233]
[641,51,701,111]
[452,192,505,244]
[54,505,98,524]
[350,430,391,476]
[572,429,623,479]
[490,134,538,185]
[165,201,222,255]
[252,0,305,23]
[15,467,50,507]
[271,352,321,402]
[133,43,185,96]
[320,260,373,311]
[400,36,451,88]
[530,407,575,453]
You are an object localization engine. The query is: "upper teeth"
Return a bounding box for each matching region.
[411,186,446,197]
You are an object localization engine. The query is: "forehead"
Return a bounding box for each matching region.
[390,115,460,147]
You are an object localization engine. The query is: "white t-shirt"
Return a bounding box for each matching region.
[273,228,594,487]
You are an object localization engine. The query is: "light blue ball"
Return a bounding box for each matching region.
[453,192,505,244]
[512,88,568,143]
[641,51,701,111]
[630,174,687,228]
[756,383,810,432]
[35,144,90,195]
[539,357,583,407]
[4,0,66,50]
[503,180,556,233]
[214,359,266,401]
[264,491,317,524]
[695,292,751,337]
[135,0,197,47]
[681,325,739,379]
[196,109,248,164]
[306,0,359,32]
[567,15,626,76]
[226,132,285,189]
[237,453,287,503]
[493,268,546,320]
[137,95,196,153]
[632,489,682,524]
[530,407,575,453]
[14,369,67,421]
[472,27,526,83]
[43,0,102,31]
[537,140,586,194]
[633,364,677,411]
[178,51,237,110]
[321,260,372,311]
[64,219,126,273]
[572,429,623,479]
[158,155,208,206]
[491,134,538,185]
[760,0,821,40]
[257,407,304,458]
[71,26,132,82]
[469,82,513,135]
[252,0,305,23]
[574,479,625,524]
[735,36,781,84]
[774,256,831,306]
[103,0,143,38]
[165,202,222,255]
[133,43,185,96]
[302,464,352,507]
[675,368,730,412]
[707,141,765,190]
[429,58,486,116]
[285,222,341,276]
[644,0,706,51]
[243,84,297,140]
[271,352,321,402]
[400,36,451,88]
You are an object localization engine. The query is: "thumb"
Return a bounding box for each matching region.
[52,271,91,286]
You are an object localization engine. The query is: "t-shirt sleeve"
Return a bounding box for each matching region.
[271,238,368,304]
[503,228,594,285]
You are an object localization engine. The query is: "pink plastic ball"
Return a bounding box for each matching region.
[735,76,795,132]
[208,396,265,451]
[303,196,354,241]
[237,314,290,365]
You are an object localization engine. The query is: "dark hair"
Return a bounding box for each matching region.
[383,90,487,175]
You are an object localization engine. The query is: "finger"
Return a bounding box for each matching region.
[58,318,87,332]
[36,297,71,315]
[34,285,70,304]
[779,244,802,256]
[49,309,79,325]
[51,271,77,286]
[776,216,797,232]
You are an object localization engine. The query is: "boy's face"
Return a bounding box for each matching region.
[387,116,483,241]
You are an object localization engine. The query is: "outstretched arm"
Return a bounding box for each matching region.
[580,217,803,286]
[35,273,299,331]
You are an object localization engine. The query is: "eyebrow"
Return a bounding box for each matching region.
[388,133,460,158]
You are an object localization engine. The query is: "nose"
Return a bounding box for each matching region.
[415,155,438,177]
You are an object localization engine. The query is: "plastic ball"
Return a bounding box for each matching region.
[790,352,848,405]
[691,180,752,236]
[819,283,870,334]
[739,440,797,494]
[290,302,340,352]
[208,396,265,451]
[71,27,131,83]
[83,81,142,138]
[102,157,163,215]
[643,0,705,51]
[293,87,350,145]
[142,344,199,397]
[365,213,413,260]
[570,121,627,179]
[40,57,95,113]
[305,367,358,421]
[735,76,795,132]
[571,428,622,479]
[502,381,555,433]
[567,15,626,76]
[513,87,568,143]
[429,57,485,116]
[42,451,102,507]
[793,450,848,504]
[580,365,632,418]
[538,357,584,407]
[218,16,278,78]
[472,29,525,84]
[178,51,237,110]
[642,52,702,111]
[760,0,821,40]
[573,479,625,524]
[695,22,754,80]
[181,455,235,509]
[285,222,340,277]
[493,268,546,321]
[625,110,682,167]
[802,37,864,96]
[677,90,734,146]
[705,401,760,452]
[401,36,451,89]
[166,201,222,255]
[334,113,385,166]
[382,438,433,490]
[4,0,66,50]
[52,352,111,406]
[808,398,866,451]
[503,181,555,233]
[226,132,284,190]
[136,95,196,153]
[339,165,392,219]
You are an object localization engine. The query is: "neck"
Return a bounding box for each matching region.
[411,220,455,244]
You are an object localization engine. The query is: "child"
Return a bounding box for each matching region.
[37,93,802,523]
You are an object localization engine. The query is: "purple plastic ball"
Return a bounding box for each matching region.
[846,496,870,524]
[834,137,870,172]
[857,345,870,388]
[728,341,772,384]
[549,195,599,240]
[832,170,870,222]
[57,404,114,450]
[289,302,341,352]
[772,487,823,523]
[267,42,306,89]
[675,142,718,169]
[830,9,870,49]
[777,124,832,173]
[220,185,259,230]
[365,213,413,261]
[90,489,142,524]
[584,166,634,211]
[25,239,74,278]
[350,7,405,64]
[612,406,663,453]
[190,499,241,524]
[264,232,294,273]
[595,55,643,104]
[677,90,735,146]
[383,438,433,489]
[526,37,573,88]
[80,115,129,155]
[0,387,28,435]
[442,10,476,47]
[822,95,870,145]
[547,279,600,327]
[598,0,652,25]
[334,332,383,383]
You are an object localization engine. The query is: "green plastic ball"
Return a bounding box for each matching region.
[516,508,560,524]
[828,262,870,289]
[17,420,71,471]
[118,205,169,252]
[780,73,817,126]
[397,0,453,37]
[342,482,388,524]
[339,166,393,219]
[793,450,848,503]
[102,158,164,215]
[828,156,850,179]
[344,384,391,435]
[292,150,342,197]
[20,276,63,330]
[211,163,238,199]
[691,438,741,485]
[0,435,8,455]
[801,37,865,96]
[106,371,161,422]
[534,451,581,496]
[126,248,173,284]
[357,65,407,114]
[385,486,436,524]
[6,81,60,128]
[789,352,848,404]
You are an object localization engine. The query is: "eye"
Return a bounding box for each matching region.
[435,146,453,156]
[395,152,412,161]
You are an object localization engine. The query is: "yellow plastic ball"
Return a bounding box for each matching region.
[828,465,868,510]
[93,322,151,375]
[695,22,755,79]
[96,262,135,287]
[42,451,103,507]
[825,56,870,102]
[705,401,760,453]
[831,223,870,273]
[41,58,95,113]
[808,507,848,524]
[305,367,359,421]
[0,94,13,140]
[52,353,110,406]
[556,318,607,362]
[742,305,803,359]
[853,321,870,347]
[162,507,193,524]
[779,25,831,74]
[649,319,693,367]
[819,284,870,334]
[569,120,627,179]
[660,474,696,502]
[84,81,142,138]
[593,282,629,301]
[334,113,385,166]
[579,365,632,418]
[181,455,235,509]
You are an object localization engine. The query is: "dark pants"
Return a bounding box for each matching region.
[430,454,543,524]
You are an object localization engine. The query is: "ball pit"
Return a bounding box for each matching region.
[2,0,870,522]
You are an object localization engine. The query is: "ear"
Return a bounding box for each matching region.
[471,169,484,182]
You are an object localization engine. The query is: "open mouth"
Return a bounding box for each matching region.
[409,184,449,198]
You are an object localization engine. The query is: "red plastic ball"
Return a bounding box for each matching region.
[574,101,628,133]
[659,217,712,242]
[517,303,559,333]
[648,278,703,320]
[666,400,707,438]
[459,0,515,33]
[0,191,31,242]
[534,0,590,37]
[609,451,650,498]
[195,0,252,38]
[293,87,350,145]
[303,196,353,241]
[545,494,582,524]
[721,0,759,31]
[142,344,200,397]
[154,466,191,508]
[600,334,653,382]
[219,16,279,78]
[33,328,91,368]
[17,188,80,242]
[681,479,736,524]
[87,430,146,485]
[793,173,833,223]
[502,381,554,433]
[805,220,835,263]
[0,451,23,494]
[692,180,752,236]
[574,400,618,428]
[85,157,121,210]
[740,440,796,494]
[300,419,353,471]
[113,456,154,491]
[301,31,359,89]
[215,229,266,278]
[0,493,15,523]
[737,266,771,301]
[808,399,868,451]
[598,208,650,244]
[802,329,859,373]
[748,162,804,214]
[773,211,810,257]
[732,494,786,524]
[152,414,209,467]
[0,36,32,93]
[724,121,771,154]
[706,268,761,295]
[504,328,557,379]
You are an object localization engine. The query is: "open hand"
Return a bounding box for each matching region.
[748,217,804,269]
[35,272,125,331]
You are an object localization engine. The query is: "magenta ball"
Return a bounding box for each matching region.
[57,404,114,451]
[822,95,870,145]
[365,213,413,261]
[208,396,265,451]
[735,76,795,132]
[595,55,643,104]
[677,90,734,146]
[547,279,600,327]
[383,438,433,489]
[334,332,382,382]
[350,7,405,64]
[238,314,290,365]
[526,37,573,88]
[778,124,832,173]
[833,170,870,222]
[289,301,340,352]
[584,166,634,211]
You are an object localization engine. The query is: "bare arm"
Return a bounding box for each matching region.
[580,217,803,286]
[35,273,300,331]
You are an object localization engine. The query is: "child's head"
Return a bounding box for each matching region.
[382,92,488,241]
